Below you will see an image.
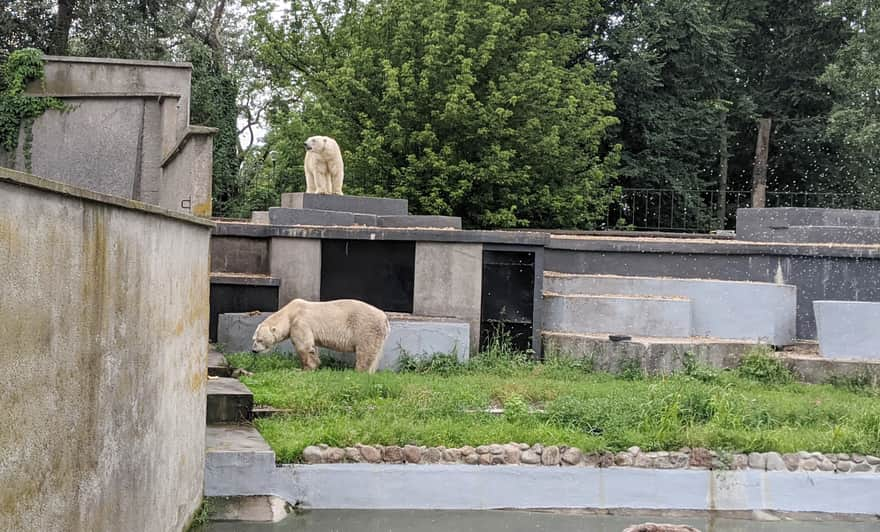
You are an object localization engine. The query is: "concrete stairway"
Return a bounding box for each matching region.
[543,272,797,345]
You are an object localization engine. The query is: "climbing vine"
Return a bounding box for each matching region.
[0,48,63,171]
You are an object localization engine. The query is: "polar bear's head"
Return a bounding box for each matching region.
[251,322,280,353]
[304,135,334,154]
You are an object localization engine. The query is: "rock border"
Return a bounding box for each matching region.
[300,444,880,473]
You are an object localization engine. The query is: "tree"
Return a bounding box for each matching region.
[251,0,620,229]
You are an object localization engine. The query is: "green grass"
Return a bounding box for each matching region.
[225,348,880,463]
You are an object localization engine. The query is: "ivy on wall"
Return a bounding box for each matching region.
[0,48,63,171]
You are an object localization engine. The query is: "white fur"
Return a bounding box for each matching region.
[303,135,344,195]
[252,298,390,373]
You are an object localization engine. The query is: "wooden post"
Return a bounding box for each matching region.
[751,118,772,208]
[717,111,728,229]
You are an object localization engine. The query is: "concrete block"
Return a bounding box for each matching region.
[207,378,254,423]
[377,215,462,229]
[814,301,880,360]
[544,273,796,345]
[216,312,470,370]
[269,237,321,304]
[736,207,880,243]
[268,207,371,227]
[251,211,269,224]
[205,425,277,497]
[281,192,408,215]
[543,293,693,337]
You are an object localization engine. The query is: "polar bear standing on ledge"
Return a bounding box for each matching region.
[303,135,344,194]
[252,298,390,373]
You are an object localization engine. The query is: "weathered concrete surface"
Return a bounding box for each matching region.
[217,312,470,370]
[268,207,370,227]
[544,273,797,345]
[281,192,408,215]
[207,378,254,423]
[543,293,693,338]
[160,126,215,217]
[545,234,880,339]
[414,243,483,353]
[269,237,322,305]
[0,169,211,532]
[205,425,276,497]
[737,208,880,243]
[814,301,880,360]
[210,237,271,275]
[377,215,462,229]
[205,462,880,515]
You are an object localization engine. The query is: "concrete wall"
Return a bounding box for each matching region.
[414,242,483,353]
[546,236,880,339]
[814,301,880,360]
[544,273,797,344]
[543,293,693,337]
[0,168,212,532]
[270,238,322,305]
[2,55,214,217]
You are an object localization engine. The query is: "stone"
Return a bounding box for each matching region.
[851,463,871,473]
[628,446,642,455]
[689,448,713,469]
[358,445,381,463]
[598,452,615,468]
[634,453,654,468]
[503,444,522,465]
[463,453,479,465]
[837,460,852,472]
[800,458,818,471]
[423,448,442,464]
[583,453,602,467]
[518,443,530,451]
[851,453,865,464]
[460,446,475,455]
[541,446,561,466]
[476,445,491,454]
[403,445,422,464]
[488,444,504,455]
[797,451,812,460]
[837,453,851,461]
[442,448,462,463]
[303,446,324,464]
[562,447,583,466]
[866,455,880,465]
[654,454,675,469]
[344,447,362,463]
[731,454,749,470]
[764,453,786,471]
[521,450,541,465]
[817,458,836,472]
[324,447,345,463]
[615,452,634,467]
[748,452,765,470]
[479,453,494,465]
[669,452,689,469]
[318,444,329,450]
[531,444,544,454]
[383,445,404,463]
[782,453,800,471]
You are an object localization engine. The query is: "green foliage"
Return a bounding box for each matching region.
[736,348,794,385]
[185,498,213,531]
[253,0,620,228]
[0,48,63,170]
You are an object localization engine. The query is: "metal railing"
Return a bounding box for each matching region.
[605,189,870,232]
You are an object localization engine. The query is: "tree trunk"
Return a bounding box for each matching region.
[717,111,728,229]
[49,0,77,55]
[751,118,772,208]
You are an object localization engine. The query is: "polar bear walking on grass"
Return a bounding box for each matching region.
[252,298,390,373]
[303,135,344,195]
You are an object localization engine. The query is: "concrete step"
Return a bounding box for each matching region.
[208,348,231,377]
[281,192,408,215]
[542,292,693,337]
[753,225,880,245]
[544,272,796,345]
[376,215,462,229]
[205,424,276,497]
[207,378,254,423]
[736,207,880,243]
[268,207,376,227]
[814,301,880,360]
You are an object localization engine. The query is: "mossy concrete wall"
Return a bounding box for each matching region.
[0,168,213,531]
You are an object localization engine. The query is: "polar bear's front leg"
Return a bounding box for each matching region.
[304,159,317,194]
[292,328,320,370]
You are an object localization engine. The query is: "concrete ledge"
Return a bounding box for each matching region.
[251,211,269,224]
[281,192,408,215]
[545,273,796,345]
[204,463,880,514]
[543,293,692,337]
[217,312,470,370]
[268,207,374,226]
[736,208,880,243]
[207,378,254,423]
[377,215,462,229]
[814,301,880,360]
[210,274,280,287]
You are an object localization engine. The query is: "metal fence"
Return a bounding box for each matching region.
[605,189,869,232]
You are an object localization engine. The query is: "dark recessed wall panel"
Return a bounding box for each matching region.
[209,284,279,341]
[320,240,415,313]
[481,250,536,354]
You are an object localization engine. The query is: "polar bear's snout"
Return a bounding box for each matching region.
[304,142,311,150]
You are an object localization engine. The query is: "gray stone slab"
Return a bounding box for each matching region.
[269,207,369,227]
[217,312,470,370]
[205,425,276,494]
[544,273,797,345]
[208,349,231,377]
[736,208,880,243]
[210,274,280,287]
[281,192,408,215]
[251,211,269,224]
[207,378,254,423]
[378,215,462,229]
[814,301,880,360]
[543,293,693,337]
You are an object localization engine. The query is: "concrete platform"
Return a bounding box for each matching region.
[377,215,462,229]
[205,424,276,495]
[207,378,254,423]
[543,293,693,338]
[217,312,470,370]
[281,192,408,215]
[736,207,880,243]
[250,210,269,224]
[814,301,880,360]
[544,273,797,345]
[268,207,376,227]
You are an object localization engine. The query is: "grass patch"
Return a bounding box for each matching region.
[225,348,880,463]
